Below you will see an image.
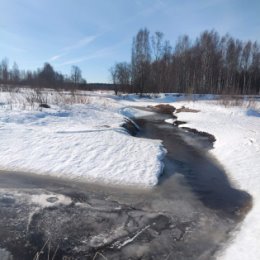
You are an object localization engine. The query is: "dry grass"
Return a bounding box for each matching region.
[180,94,259,110]
[0,88,93,110]
[176,106,200,113]
[215,95,259,109]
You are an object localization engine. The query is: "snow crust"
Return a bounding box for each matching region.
[0,91,165,187]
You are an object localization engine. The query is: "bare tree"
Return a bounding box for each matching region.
[38,63,56,87]
[241,41,252,93]
[0,58,9,84]
[110,66,118,95]
[71,65,82,85]
[11,62,20,83]
[110,62,131,95]
[250,41,260,94]
[131,28,151,95]
[150,31,164,92]
[151,31,164,61]
[112,28,260,95]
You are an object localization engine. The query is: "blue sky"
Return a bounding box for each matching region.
[0,0,259,83]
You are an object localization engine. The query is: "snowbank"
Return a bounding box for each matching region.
[172,100,260,260]
[119,94,260,259]
[0,91,165,188]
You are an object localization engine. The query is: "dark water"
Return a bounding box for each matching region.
[0,110,252,260]
[135,113,251,216]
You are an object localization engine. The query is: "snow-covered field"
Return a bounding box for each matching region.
[0,90,165,187]
[119,93,260,260]
[0,89,259,259]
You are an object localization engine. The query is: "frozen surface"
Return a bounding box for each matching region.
[0,91,165,187]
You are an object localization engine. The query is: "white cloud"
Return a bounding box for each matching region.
[48,34,99,63]
[49,54,64,62]
[61,35,98,52]
[58,43,121,66]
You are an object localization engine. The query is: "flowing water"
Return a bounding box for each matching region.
[0,110,252,260]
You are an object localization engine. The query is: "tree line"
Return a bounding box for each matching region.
[0,59,87,89]
[110,29,260,95]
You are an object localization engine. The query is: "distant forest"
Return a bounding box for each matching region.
[0,60,88,90]
[1,29,260,95]
[110,29,260,95]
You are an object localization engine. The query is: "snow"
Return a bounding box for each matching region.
[165,118,176,124]
[0,90,165,188]
[1,89,259,258]
[120,93,260,260]
[170,100,260,260]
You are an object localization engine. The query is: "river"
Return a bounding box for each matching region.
[0,109,251,260]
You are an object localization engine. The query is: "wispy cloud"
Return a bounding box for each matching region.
[49,34,99,62]
[10,46,27,53]
[138,0,166,16]
[61,35,98,52]
[49,54,64,62]
[111,0,166,31]
[58,49,110,66]
[58,42,121,66]
[196,0,229,11]
[0,28,27,53]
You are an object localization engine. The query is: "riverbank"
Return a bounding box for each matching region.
[173,101,260,260]
[119,94,260,260]
[0,111,250,260]
[0,90,165,187]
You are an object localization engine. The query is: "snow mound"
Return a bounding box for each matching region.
[0,93,166,188]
